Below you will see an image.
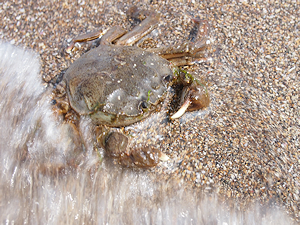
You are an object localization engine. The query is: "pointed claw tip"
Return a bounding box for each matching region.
[170,99,191,120]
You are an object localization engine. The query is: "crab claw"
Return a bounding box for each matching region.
[171,84,210,119]
[170,97,191,119]
[105,132,168,167]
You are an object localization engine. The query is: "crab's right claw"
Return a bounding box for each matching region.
[171,84,210,119]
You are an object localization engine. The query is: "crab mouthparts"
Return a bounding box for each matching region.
[170,98,191,119]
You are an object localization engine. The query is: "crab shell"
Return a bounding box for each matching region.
[64,45,174,127]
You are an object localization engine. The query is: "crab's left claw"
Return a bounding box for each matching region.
[105,132,168,168]
[171,84,210,119]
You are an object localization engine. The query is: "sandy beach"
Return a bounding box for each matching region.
[0,0,299,223]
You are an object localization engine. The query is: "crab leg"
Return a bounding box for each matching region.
[100,26,127,45]
[148,19,210,63]
[115,9,160,46]
[66,30,105,53]
[66,26,128,53]
[167,51,206,66]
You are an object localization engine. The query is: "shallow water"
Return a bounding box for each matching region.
[0,42,293,224]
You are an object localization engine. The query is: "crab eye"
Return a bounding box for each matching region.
[138,100,149,111]
[162,74,174,85]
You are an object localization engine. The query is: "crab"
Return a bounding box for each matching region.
[55,7,210,168]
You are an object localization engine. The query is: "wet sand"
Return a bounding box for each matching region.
[0,0,299,222]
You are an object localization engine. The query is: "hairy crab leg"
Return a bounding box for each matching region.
[148,19,210,61]
[167,51,207,66]
[115,8,160,46]
[149,40,207,60]
[66,30,104,53]
[99,26,127,45]
[66,26,127,53]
